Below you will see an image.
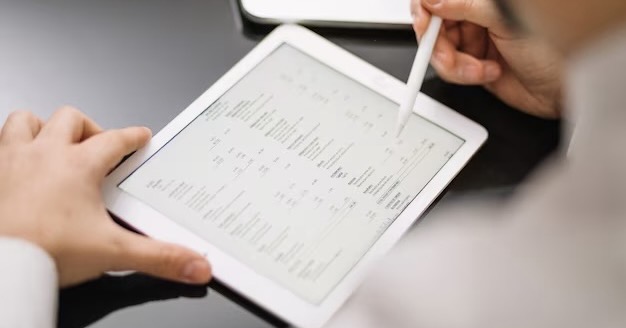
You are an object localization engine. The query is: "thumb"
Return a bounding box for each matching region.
[108,228,212,284]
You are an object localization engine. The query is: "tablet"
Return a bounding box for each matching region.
[240,0,413,29]
[103,24,487,328]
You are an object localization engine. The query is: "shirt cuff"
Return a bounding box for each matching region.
[0,237,58,328]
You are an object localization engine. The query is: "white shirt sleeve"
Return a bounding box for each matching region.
[325,164,626,328]
[325,203,503,328]
[0,238,58,328]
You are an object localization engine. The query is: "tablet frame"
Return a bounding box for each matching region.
[239,0,413,29]
[103,24,487,328]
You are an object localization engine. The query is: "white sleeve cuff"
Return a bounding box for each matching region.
[0,237,58,328]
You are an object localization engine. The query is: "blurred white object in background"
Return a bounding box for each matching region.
[240,0,413,28]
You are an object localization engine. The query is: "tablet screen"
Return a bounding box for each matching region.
[119,44,464,303]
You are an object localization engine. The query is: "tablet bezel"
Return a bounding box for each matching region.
[103,24,487,328]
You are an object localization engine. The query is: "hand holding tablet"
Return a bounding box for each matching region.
[103,25,487,328]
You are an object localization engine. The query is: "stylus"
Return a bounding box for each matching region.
[396,15,443,137]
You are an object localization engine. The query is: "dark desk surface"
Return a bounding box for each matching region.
[0,0,560,327]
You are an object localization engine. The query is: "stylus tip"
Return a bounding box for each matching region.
[396,125,405,138]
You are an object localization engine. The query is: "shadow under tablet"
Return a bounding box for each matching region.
[58,273,288,328]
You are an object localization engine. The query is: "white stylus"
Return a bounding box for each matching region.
[396,16,443,137]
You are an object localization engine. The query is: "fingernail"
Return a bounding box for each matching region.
[411,7,419,19]
[139,126,152,137]
[460,65,479,80]
[433,50,446,63]
[485,64,501,80]
[182,260,211,283]
[425,0,442,6]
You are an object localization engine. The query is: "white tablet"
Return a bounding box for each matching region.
[103,24,487,328]
[240,0,413,28]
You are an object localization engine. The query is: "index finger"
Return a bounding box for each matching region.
[418,0,508,34]
[39,106,103,143]
[81,126,152,175]
[412,1,458,44]
[412,0,432,41]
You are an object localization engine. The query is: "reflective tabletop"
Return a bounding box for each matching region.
[0,0,560,327]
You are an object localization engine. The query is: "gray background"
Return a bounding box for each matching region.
[0,0,561,327]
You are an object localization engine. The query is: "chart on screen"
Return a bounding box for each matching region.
[119,44,463,303]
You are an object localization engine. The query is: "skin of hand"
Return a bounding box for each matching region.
[0,107,212,287]
[411,0,564,119]
[503,0,626,54]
